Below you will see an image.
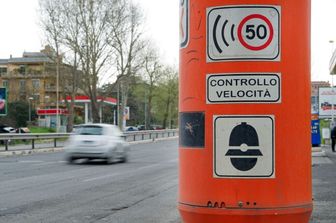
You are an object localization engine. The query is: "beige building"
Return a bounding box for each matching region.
[311,81,330,96]
[0,46,78,109]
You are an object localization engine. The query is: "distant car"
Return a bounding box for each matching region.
[137,125,145,131]
[64,124,129,164]
[0,126,16,133]
[150,125,163,130]
[125,126,139,132]
[16,127,30,133]
[0,125,16,144]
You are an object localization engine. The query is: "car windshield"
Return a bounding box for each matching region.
[74,126,103,135]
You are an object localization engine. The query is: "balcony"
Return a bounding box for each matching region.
[1,69,54,78]
[45,86,57,92]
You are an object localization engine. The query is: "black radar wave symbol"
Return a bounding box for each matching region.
[225,122,263,171]
[213,15,236,53]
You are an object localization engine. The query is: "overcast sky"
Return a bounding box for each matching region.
[0,0,333,82]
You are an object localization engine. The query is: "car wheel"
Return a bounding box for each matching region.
[120,153,128,163]
[106,156,114,164]
[66,156,75,164]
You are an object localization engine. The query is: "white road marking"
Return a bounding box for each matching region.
[19,160,44,163]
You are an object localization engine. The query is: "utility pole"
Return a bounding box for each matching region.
[144,90,147,129]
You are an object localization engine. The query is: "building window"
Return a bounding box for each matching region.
[33,94,40,103]
[19,65,26,75]
[32,79,40,89]
[0,67,7,75]
[19,80,26,91]
[2,80,8,88]
[45,82,55,90]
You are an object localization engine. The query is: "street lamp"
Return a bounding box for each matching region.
[28,97,33,122]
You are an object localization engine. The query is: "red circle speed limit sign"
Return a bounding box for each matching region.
[207,6,280,61]
[237,14,274,51]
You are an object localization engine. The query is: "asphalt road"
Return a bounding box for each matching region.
[0,139,180,223]
[0,139,335,223]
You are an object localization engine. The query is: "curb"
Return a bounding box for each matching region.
[312,147,322,152]
[0,147,64,157]
[312,151,326,157]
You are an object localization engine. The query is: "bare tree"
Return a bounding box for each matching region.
[160,66,178,129]
[40,0,83,131]
[143,47,163,129]
[40,0,128,126]
[73,0,116,123]
[60,0,83,131]
[40,0,147,129]
[39,0,64,131]
[109,1,145,130]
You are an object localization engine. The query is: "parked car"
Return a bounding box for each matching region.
[64,124,129,164]
[0,125,16,144]
[0,125,16,133]
[150,125,163,130]
[16,127,30,133]
[125,126,139,132]
[137,125,145,131]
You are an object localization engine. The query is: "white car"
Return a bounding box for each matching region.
[65,124,129,164]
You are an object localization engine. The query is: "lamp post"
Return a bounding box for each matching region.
[28,97,33,122]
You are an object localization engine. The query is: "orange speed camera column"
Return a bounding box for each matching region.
[179,0,312,223]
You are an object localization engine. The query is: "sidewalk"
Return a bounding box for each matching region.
[312,146,326,157]
[311,145,336,223]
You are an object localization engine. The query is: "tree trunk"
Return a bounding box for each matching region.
[147,94,152,130]
[118,81,129,131]
[162,96,171,129]
[67,95,75,132]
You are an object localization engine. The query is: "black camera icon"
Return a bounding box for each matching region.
[225,122,263,171]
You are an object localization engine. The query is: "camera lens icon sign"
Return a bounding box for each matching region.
[225,122,263,171]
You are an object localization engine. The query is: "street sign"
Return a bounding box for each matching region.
[318,87,336,118]
[180,0,189,48]
[0,88,7,116]
[207,73,281,103]
[207,5,280,61]
[214,115,275,178]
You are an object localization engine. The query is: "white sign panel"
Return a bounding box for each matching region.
[319,87,336,118]
[207,73,281,103]
[207,5,280,61]
[180,0,189,48]
[214,115,275,178]
[322,128,330,140]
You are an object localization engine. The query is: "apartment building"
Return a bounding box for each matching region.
[0,46,79,109]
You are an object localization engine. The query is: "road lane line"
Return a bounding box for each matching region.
[19,160,44,163]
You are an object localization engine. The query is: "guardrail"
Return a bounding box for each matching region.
[123,129,178,142]
[0,129,178,151]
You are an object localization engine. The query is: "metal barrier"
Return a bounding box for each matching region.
[123,129,178,142]
[0,129,178,151]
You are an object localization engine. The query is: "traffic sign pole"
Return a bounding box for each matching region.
[179,0,312,222]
